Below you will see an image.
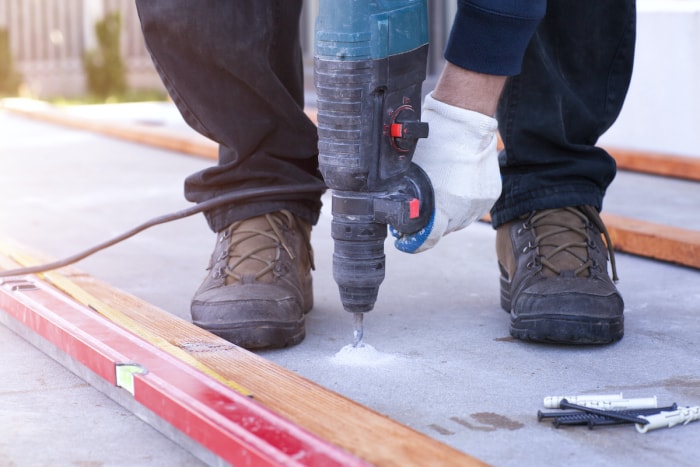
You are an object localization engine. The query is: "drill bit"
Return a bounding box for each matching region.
[353,312,364,347]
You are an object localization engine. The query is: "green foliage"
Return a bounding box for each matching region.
[0,28,21,95]
[83,11,127,99]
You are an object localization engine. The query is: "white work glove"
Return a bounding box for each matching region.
[392,92,501,253]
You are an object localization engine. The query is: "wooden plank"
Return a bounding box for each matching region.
[1,100,317,162]
[0,240,486,467]
[601,213,700,270]
[1,101,218,160]
[607,147,700,182]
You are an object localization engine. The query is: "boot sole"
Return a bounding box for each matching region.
[501,270,623,345]
[510,314,624,345]
[193,318,306,350]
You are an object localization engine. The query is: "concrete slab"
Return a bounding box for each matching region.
[1,109,700,466]
[605,170,700,231]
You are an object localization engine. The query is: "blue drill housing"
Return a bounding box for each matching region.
[315,0,429,60]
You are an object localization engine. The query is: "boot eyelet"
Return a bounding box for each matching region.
[522,241,535,253]
[212,267,225,279]
[216,252,229,262]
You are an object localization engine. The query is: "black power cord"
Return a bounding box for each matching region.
[0,183,326,278]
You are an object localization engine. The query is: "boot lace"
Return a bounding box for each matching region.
[524,206,618,281]
[220,211,297,282]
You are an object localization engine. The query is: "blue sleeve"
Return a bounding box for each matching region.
[444,0,546,76]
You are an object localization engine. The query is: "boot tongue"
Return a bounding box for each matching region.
[534,208,591,278]
[225,214,284,285]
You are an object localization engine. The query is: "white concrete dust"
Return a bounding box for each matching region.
[331,342,399,367]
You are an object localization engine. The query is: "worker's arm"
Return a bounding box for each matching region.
[392,68,502,253]
[392,1,545,253]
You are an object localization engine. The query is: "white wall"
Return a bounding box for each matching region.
[600,0,700,158]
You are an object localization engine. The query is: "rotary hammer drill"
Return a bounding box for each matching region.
[314,0,433,344]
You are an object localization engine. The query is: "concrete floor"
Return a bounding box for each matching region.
[1,106,700,466]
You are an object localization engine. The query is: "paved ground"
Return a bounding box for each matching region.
[1,106,700,466]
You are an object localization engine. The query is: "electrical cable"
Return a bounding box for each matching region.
[0,183,326,278]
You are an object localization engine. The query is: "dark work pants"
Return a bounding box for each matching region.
[136,0,635,232]
[135,0,323,232]
[490,0,636,226]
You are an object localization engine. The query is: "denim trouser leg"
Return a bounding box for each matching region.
[135,0,324,232]
[490,0,636,227]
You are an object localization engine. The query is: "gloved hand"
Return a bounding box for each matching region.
[392,92,501,253]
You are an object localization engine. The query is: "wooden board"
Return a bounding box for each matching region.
[607,147,700,182]
[601,213,700,270]
[0,240,486,467]
[2,101,218,160]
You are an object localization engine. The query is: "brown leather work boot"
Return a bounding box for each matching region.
[496,206,623,344]
[191,210,314,349]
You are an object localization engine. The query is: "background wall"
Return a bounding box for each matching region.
[599,0,700,158]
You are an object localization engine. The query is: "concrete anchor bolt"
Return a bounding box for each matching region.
[636,406,700,433]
